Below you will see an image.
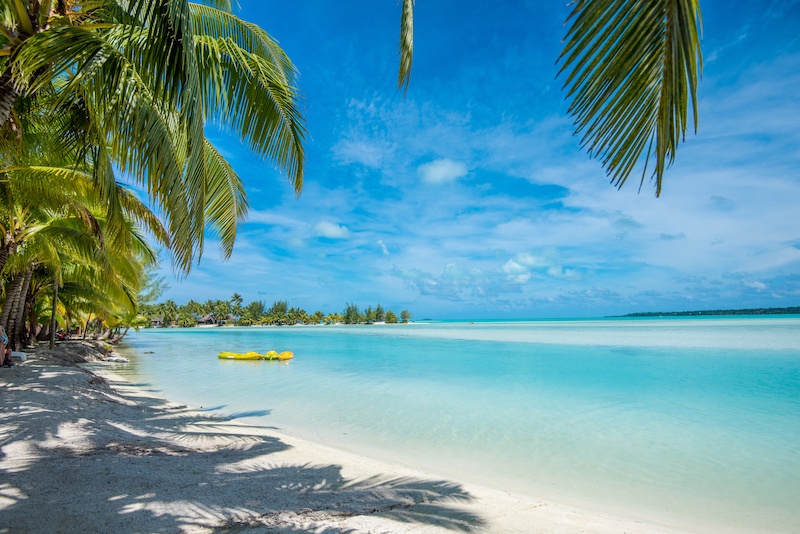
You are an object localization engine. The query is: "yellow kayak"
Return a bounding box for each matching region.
[263,350,293,361]
[218,351,294,361]
[218,351,262,360]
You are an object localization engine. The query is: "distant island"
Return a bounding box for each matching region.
[617,306,800,317]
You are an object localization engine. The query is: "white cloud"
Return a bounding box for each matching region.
[247,210,302,227]
[511,273,531,284]
[746,280,767,291]
[378,240,390,255]
[502,259,527,275]
[547,266,581,281]
[314,220,351,239]
[332,139,392,168]
[501,251,582,284]
[417,158,469,185]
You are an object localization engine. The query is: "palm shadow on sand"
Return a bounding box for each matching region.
[0,362,485,532]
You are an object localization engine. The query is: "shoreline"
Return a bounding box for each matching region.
[1,341,690,532]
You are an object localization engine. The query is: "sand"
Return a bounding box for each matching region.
[0,341,689,533]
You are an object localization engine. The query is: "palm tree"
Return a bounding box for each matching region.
[1,205,158,349]
[0,152,165,348]
[0,0,305,271]
[230,292,243,316]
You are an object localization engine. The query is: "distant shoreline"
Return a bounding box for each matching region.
[614,306,800,318]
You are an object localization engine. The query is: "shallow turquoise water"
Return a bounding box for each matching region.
[118,317,800,532]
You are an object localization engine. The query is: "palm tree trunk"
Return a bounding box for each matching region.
[0,68,20,128]
[10,268,33,350]
[26,288,37,346]
[0,244,10,276]
[0,274,23,332]
[49,275,58,349]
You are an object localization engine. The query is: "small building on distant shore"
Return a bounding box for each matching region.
[149,316,164,328]
[197,313,216,325]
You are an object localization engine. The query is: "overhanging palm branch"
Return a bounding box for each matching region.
[191,4,305,193]
[558,0,703,196]
[203,139,247,258]
[398,0,415,93]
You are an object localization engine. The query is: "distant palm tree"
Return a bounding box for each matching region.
[397,0,702,196]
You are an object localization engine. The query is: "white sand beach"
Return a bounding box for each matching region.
[0,342,689,533]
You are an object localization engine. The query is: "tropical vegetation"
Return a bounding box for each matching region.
[141,295,412,327]
[0,0,304,348]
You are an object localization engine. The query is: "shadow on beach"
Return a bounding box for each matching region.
[0,353,484,533]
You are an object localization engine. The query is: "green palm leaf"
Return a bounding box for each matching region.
[203,139,248,259]
[398,0,415,93]
[189,3,296,86]
[193,31,305,193]
[559,0,702,196]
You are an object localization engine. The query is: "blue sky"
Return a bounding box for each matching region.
[157,0,800,319]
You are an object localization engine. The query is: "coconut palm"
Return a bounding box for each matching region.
[0,215,152,349]
[0,172,165,348]
[0,0,305,272]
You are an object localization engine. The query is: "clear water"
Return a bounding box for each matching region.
[117,317,800,532]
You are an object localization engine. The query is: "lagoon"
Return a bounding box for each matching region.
[118,317,800,532]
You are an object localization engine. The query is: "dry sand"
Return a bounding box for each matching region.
[0,341,689,533]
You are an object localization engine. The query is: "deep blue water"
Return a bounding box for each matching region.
[117,317,800,532]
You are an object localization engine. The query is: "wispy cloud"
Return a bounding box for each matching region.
[417,158,469,185]
[314,220,351,239]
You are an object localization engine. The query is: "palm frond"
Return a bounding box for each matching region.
[398,0,415,94]
[192,0,236,13]
[189,3,296,85]
[115,185,170,248]
[558,0,702,196]
[203,138,248,259]
[194,34,306,193]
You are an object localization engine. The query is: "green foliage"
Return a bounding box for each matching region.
[1,0,305,274]
[400,309,412,323]
[177,311,197,327]
[268,300,288,317]
[246,300,265,318]
[558,0,703,195]
[230,292,243,315]
[139,296,412,329]
[343,302,363,324]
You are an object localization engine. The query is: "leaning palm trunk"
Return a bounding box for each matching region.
[0,274,23,332]
[49,275,58,349]
[9,268,33,350]
[0,68,20,127]
[0,238,19,277]
[26,290,37,346]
